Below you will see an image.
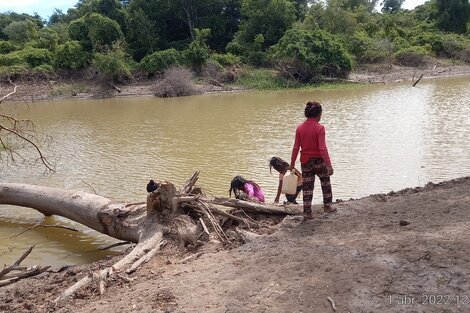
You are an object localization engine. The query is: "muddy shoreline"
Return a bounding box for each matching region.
[1,176,470,312]
[2,62,470,103]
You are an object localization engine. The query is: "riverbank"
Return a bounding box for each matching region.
[1,61,470,103]
[1,176,469,312]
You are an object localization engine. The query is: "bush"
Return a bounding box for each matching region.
[361,39,393,64]
[0,64,29,77]
[183,28,211,69]
[54,41,91,70]
[0,51,24,66]
[93,41,133,82]
[210,53,240,67]
[0,40,17,53]
[394,46,431,67]
[272,29,353,82]
[412,32,466,58]
[32,64,55,78]
[21,47,52,67]
[139,48,181,75]
[154,66,199,98]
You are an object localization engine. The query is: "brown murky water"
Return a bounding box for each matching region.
[1,76,469,267]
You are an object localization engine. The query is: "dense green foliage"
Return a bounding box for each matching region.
[272,29,353,81]
[0,0,469,83]
[140,48,182,75]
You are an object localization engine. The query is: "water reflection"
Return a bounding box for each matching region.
[0,76,469,266]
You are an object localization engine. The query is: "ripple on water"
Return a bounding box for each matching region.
[1,76,469,266]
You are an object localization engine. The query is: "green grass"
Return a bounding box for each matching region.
[235,67,364,91]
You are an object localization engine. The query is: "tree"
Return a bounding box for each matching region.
[54,41,91,70]
[184,28,211,68]
[327,0,379,12]
[272,28,353,81]
[126,9,158,60]
[230,0,297,50]
[93,41,133,82]
[0,172,296,300]
[3,20,39,44]
[435,0,469,34]
[68,13,124,51]
[381,0,404,13]
[0,81,54,171]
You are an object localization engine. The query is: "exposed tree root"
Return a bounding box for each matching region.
[1,171,302,304]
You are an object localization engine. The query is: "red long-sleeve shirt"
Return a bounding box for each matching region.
[290,118,332,167]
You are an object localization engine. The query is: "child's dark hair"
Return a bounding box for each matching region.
[229,175,259,197]
[305,101,322,118]
[269,157,289,174]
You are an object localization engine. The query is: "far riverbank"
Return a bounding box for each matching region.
[1,61,469,104]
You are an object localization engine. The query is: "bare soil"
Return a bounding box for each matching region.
[1,176,469,313]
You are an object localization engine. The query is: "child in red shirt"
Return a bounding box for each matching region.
[290,101,336,219]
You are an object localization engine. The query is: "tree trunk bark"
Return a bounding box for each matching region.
[0,173,302,302]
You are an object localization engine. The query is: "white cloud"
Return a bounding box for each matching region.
[403,0,428,10]
[0,0,77,18]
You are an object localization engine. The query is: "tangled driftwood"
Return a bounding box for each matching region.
[0,171,301,303]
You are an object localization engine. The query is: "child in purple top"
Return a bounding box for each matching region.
[229,176,265,203]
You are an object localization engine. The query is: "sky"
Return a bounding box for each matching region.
[0,0,430,20]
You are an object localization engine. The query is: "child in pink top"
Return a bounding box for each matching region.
[229,176,265,203]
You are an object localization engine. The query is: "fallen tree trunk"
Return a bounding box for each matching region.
[0,172,302,302]
[207,197,302,215]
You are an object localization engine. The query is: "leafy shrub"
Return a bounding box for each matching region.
[0,51,24,66]
[0,40,17,53]
[227,34,268,66]
[93,41,133,82]
[21,47,52,67]
[154,66,199,98]
[183,28,210,69]
[394,46,431,67]
[32,64,55,77]
[342,31,373,62]
[139,48,181,75]
[412,32,465,58]
[33,28,59,51]
[0,64,29,77]
[272,29,352,82]
[54,41,91,70]
[361,39,393,64]
[210,53,240,67]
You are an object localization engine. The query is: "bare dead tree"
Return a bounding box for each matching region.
[0,78,55,171]
[0,172,301,303]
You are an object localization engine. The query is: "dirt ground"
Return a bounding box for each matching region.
[1,176,469,313]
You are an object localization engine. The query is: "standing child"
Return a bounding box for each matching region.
[289,101,335,219]
[269,157,302,204]
[229,175,265,203]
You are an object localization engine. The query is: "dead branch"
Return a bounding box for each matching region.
[0,246,50,287]
[9,223,78,239]
[207,197,302,215]
[327,296,337,311]
[0,78,17,103]
[98,241,132,251]
[0,123,55,171]
[0,245,35,279]
[105,81,121,93]
[176,252,203,264]
[412,73,424,87]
